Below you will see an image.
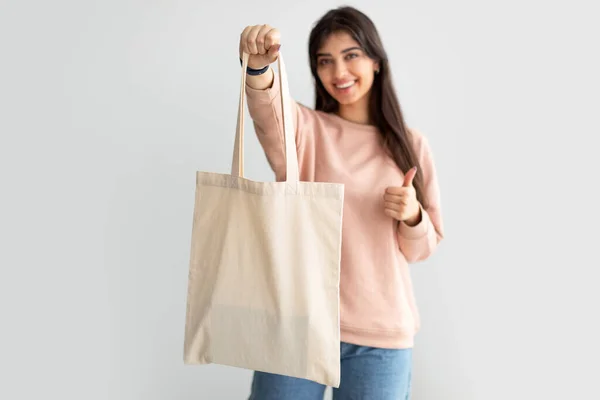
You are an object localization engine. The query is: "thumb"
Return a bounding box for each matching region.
[267,44,281,61]
[402,166,417,187]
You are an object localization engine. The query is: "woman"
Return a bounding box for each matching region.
[240,6,444,400]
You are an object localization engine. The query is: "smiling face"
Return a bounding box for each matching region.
[315,31,380,109]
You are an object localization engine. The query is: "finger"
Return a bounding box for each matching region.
[384,208,400,219]
[385,186,408,196]
[383,196,408,206]
[383,194,408,205]
[256,25,271,55]
[246,25,262,54]
[384,201,403,211]
[264,28,281,50]
[402,166,418,187]
[267,43,281,61]
[240,25,253,56]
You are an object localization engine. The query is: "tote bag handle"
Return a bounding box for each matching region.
[231,52,299,192]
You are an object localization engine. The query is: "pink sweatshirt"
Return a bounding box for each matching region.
[245,73,444,349]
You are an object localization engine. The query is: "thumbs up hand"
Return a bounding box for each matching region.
[384,166,422,226]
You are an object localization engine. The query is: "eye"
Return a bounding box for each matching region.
[345,53,359,60]
[318,58,332,66]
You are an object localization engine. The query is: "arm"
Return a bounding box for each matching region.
[397,130,444,262]
[245,66,306,181]
[238,25,308,181]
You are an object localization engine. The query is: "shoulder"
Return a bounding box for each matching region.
[407,126,432,156]
[407,126,428,144]
[406,127,440,174]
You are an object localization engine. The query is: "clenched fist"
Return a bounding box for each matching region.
[384,167,422,226]
[239,24,282,70]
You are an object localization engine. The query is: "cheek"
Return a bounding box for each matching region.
[356,71,374,91]
[319,69,335,86]
[363,64,377,77]
[351,64,374,84]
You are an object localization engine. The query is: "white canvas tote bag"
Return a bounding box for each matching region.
[183,52,345,387]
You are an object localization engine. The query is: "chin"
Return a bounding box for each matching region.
[332,92,365,107]
[329,89,362,105]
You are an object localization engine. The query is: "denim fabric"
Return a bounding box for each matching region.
[249,342,412,400]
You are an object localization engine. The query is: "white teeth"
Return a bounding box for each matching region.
[336,81,355,89]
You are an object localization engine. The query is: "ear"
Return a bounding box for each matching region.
[374,61,380,74]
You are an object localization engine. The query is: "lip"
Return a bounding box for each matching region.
[334,80,357,93]
[334,80,356,87]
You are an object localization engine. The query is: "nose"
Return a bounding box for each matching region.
[333,60,348,80]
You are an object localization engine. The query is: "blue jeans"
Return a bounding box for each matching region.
[248,342,412,400]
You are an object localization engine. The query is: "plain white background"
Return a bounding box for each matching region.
[1,0,599,399]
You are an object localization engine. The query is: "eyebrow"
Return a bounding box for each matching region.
[316,46,362,57]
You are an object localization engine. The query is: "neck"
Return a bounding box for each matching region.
[337,95,371,126]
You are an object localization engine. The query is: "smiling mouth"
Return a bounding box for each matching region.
[335,81,356,89]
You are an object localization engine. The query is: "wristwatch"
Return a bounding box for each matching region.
[239,58,270,76]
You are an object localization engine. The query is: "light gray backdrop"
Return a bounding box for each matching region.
[1,0,599,399]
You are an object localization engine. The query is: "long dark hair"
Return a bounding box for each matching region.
[308,6,427,208]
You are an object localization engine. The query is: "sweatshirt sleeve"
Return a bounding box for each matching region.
[397,129,444,263]
[244,71,308,182]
